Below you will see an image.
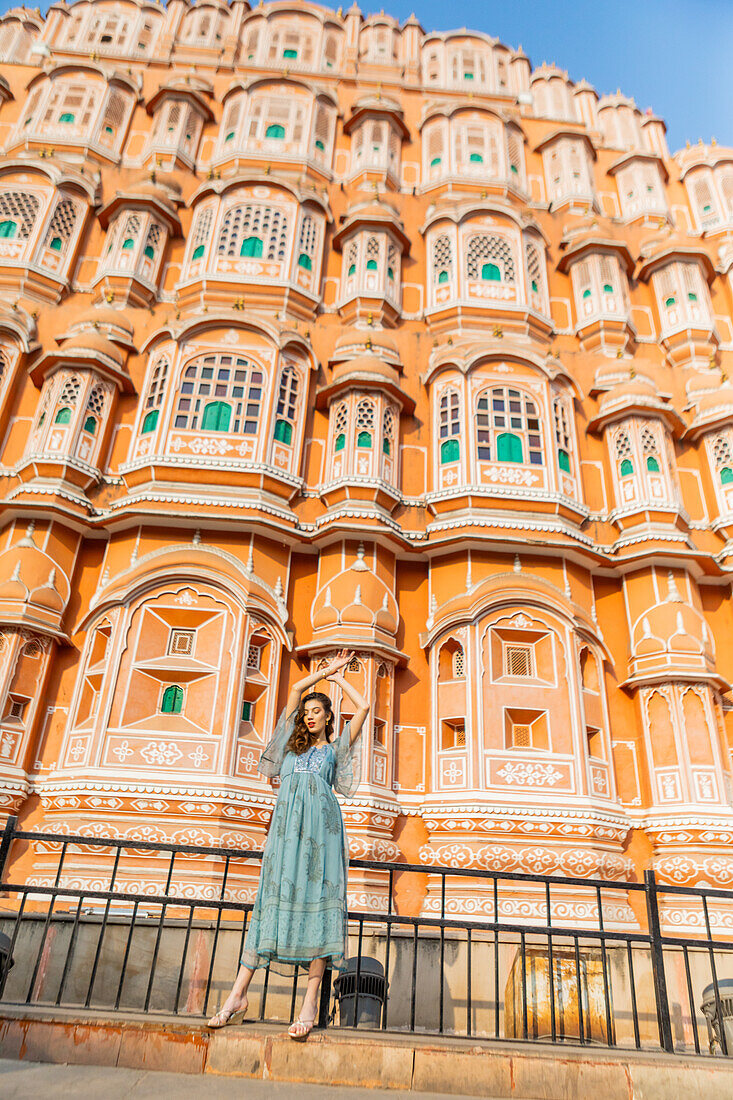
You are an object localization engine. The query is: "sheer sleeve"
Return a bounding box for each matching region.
[258,708,295,778]
[332,722,361,798]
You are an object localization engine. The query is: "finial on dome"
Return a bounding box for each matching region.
[246,545,254,575]
[430,594,437,614]
[466,559,472,591]
[354,585,362,605]
[666,571,683,602]
[192,529,201,546]
[352,542,369,571]
[11,561,20,583]
[18,520,36,548]
[275,576,284,600]
[514,554,521,573]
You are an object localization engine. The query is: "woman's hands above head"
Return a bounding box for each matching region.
[322,649,354,681]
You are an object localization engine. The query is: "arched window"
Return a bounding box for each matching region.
[433,234,453,288]
[525,240,544,303]
[80,384,106,439]
[217,204,289,262]
[54,375,81,424]
[382,406,396,457]
[189,206,213,263]
[274,364,299,446]
[0,191,39,242]
[486,387,543,466]
[333,401,348,452]
[355,399,375,448]
[553,397,573,474]
[466,234,516,282]
[641,425,661,473]
[712,431,733,487]
[44,198,78,256]
[615,430,634,477]
[161,684,183,714]
[439,389,461,463]
[54,407,72,425]
[265,123,285,139]
[296,212,317,275]
[174,354,264,435]
[141,356,168,434]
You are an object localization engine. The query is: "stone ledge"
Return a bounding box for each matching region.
[0,1007,732,1099]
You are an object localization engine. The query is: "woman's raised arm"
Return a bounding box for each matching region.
[285,650,354,718]
[327,672,369,744]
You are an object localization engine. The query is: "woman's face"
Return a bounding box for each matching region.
[303,699,328,737]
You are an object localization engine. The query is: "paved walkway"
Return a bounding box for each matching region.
[0,1058,496,1100]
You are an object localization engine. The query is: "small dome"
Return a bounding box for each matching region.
[332,327,400,365]
[311,547,398,638]
[332,355,399,388]
[0,530,70,615]
[68,307,135,345]
[632,583,713,667]
[61,331,126,368]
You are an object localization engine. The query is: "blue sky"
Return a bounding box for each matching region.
[3,0,730,152]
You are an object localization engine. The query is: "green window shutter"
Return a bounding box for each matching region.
[315,139,325,150]
[438,270,449,284]
[83,416,97,435]
[192,244,205,260]
[274,419,292,444]
[510,163,518,174]
[357,430,372,448]
[582,288,592,298]
[161,685,183,714]
[602,283,613,294]
[0,220,17,239]
[297,252,312,270]
[142,409,159,434]
[481,262,500,281]
[687,292,698,302]
[646,456,660,472]
[225,131,235,142]
[240,236,263,258]
[469,153,483,163]
[59,112,75,123]
[721,466,733,485]
[335,432,345,451]
[347,263,356,276]
[430,156,441,167]
[283,47,297,58]
[665,296,676,307]
[49,237,62,252]
[366,259,378,271]
[122,238,135,251]
[104,125,113,135]
[558,449,570,473]
[201,401,231,431]
[440,438,459,464]
[531,279,538,292]
[620,458,634,476]
[54,407,72,425]
[496,432,523,463]
[382,437,390,456]
[265,123,285,139]
[144,245,155,260]
[387,266,394,280]
[241,700,252,721]
[464,72,474,80]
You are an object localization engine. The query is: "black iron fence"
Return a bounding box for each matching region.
[0,815,732,1055]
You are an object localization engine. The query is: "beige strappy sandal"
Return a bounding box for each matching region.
[288,1015,316,1041]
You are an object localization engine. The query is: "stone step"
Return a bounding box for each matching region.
[0,1006,732,1099]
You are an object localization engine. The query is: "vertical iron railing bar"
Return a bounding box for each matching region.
[410,920,418,1033]
[202,853,231,1018]
[288,968,299,1024]
[545,880,556,1043]
[382,868,394,1030]
[574,934,585,1044]
[493,877,500,1040]
[114,898,140,1010]
[439,873,446,1034]
[520,929,528,1040]
[84,844,122,1008]
[25,839,69,1003]
[644,870,674,1053]
[352,917,364,1029]
[596,884,614,1047]
[682,944,700,1055]
[626,940,640,1050]
[0,815,17,883]
[466,926,472,1038]
[55,890,85,1005]
[143,850,177,1012]
[0,891,27,995]
[173,903,196,1015]
[701,893,727,1056]
[259,964,270,1021]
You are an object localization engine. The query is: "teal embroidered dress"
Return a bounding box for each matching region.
[241,709,361,973]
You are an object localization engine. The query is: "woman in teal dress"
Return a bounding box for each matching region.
[208,649,368,1040]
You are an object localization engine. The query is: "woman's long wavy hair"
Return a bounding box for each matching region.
[286,691,335,756]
